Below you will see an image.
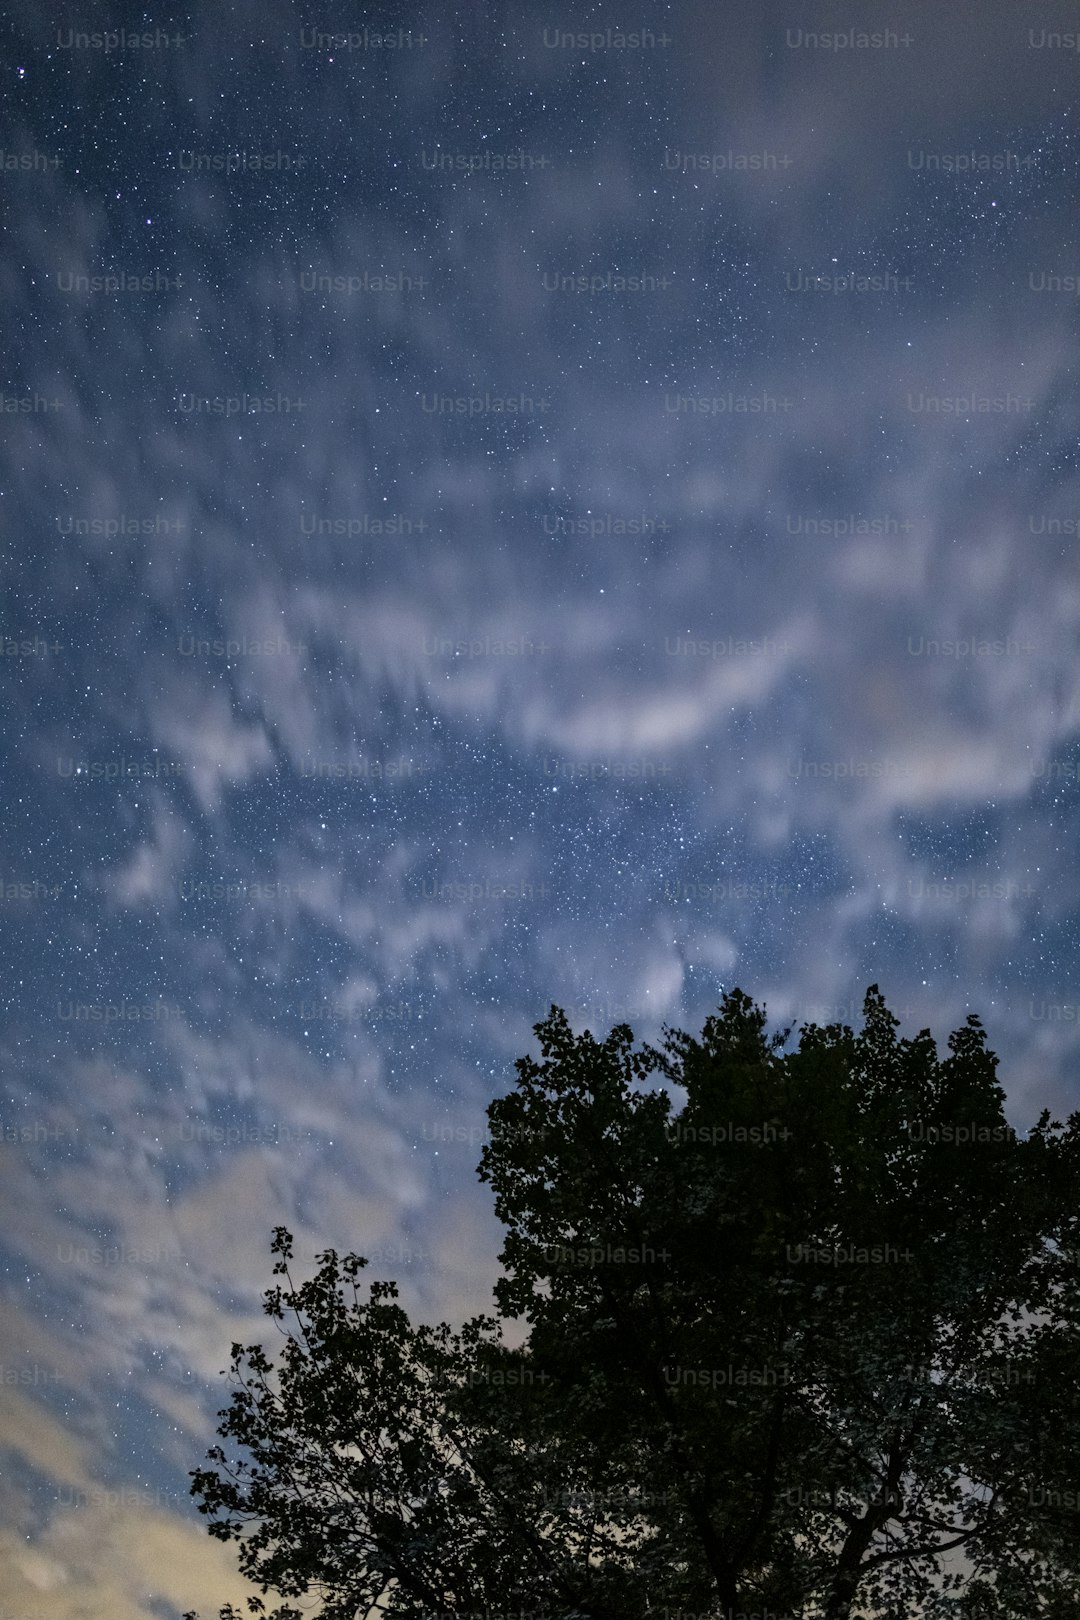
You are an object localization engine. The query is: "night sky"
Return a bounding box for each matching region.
[3,1,1080,1615]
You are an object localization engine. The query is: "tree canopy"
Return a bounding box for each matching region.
[187,986,1080,1620]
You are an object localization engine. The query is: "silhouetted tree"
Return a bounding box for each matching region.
[188,987,1080,1620]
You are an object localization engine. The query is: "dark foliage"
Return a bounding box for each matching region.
[187,987,1080,1620]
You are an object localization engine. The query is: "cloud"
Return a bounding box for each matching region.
[147,682,275,815]
[0,1505,258,1620]
[105,794,193,908]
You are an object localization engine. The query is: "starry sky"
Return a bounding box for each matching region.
[2,1,1080,1615]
